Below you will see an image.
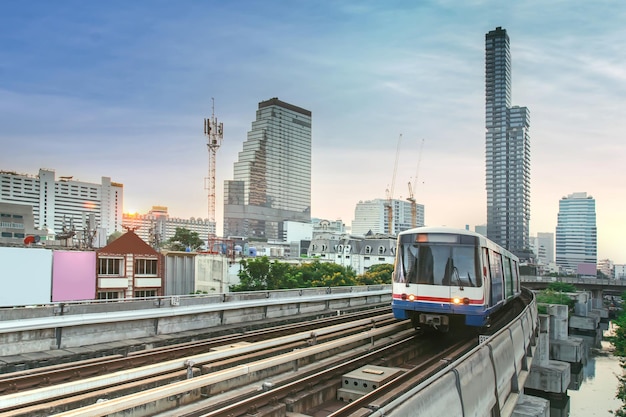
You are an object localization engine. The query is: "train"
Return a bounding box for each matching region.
[391,227,521,331]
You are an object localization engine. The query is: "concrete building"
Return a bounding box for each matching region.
[598,259,614,279]
[0,168,123,243]
[123,206,212,248]
[0,202,38,244]
[312,218,346,236]
[308,233,396,275]
[351,198,424,236]
[485,27,531,257]
[555,192,597,275]
[536,232,555,264]
[616,265,626,280]
[223,98,312,241]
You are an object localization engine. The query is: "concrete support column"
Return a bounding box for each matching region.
[547,305,568,341]
[574,292,589,317]
[537,314,550,366]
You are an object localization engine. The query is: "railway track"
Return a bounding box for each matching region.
[0,292,533,417]
[0,306,391,395]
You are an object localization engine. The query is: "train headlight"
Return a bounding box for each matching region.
[463,297,470,305]
[401,293,407,300]
[408,294,416,301]
[452,297,461,304]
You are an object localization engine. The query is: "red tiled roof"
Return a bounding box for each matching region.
[97,231,159,257]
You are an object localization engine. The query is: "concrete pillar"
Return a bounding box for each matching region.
[574,292,589,317]
[537,314,550,366]
[547,305,568,341]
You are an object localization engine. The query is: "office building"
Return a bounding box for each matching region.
[123,206,213,248]
[555,192,597,275]
[485,27,531,257]
[536,232,555,264]
[351,198,424,236]
[0,168,123,242]
[223,98,312,241]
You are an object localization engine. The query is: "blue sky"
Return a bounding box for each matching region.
[1,1,625,262]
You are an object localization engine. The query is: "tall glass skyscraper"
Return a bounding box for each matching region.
[555,192,597,275]
[485,27,531,257]
[223,98,311,241]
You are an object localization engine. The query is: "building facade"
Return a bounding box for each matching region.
[555,192,597,275]
[223,98,312,241]
[351,198,424,237]
[123,206,213,248]
[0,169,123,243]
[485,27,531,257]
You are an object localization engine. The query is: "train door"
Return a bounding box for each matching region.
[489,249,504,305]
[482,248,493,307]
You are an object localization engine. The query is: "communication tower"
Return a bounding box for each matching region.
[204,98,224,236]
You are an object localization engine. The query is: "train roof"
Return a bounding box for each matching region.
[397,226,518,261]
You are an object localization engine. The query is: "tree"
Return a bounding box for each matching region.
[610,292,626,415]
[230,256,301,292]
[357,264,393,285]
[165,227,205,252]
[107,231,123,244]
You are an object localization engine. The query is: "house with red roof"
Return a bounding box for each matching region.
[96,230,163,299]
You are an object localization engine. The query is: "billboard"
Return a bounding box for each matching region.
[0,247,53,307]
[52,251,97,302]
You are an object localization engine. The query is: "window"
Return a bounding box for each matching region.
[1,232,12,238]
[98,258,123,275]
[135,259,158,275]
[97,291,121,300]
[135,290,157,298]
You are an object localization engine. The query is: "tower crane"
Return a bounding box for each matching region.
[407,138,425,228]
[204,98,224,237]
[386,134,402,235]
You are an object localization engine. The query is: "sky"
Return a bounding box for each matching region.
[1,1,625,263]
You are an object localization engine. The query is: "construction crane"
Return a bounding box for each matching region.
[386,134,402,235]
[407,138,425,228]
[204,98,224,237]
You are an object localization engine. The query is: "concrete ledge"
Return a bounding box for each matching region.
[550,337,584,363]
[513,394,550,417]
[526,360,570,393]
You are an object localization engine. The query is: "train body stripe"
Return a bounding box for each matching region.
[392,293,484,305]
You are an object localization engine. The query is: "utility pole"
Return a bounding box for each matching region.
[204,98,224,237]
[386,134,402,235]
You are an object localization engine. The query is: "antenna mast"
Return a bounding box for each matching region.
[204,98,224,236]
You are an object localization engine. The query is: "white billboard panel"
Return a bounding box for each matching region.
[0,247,53,307]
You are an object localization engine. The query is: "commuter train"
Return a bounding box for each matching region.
[391,227,521,331]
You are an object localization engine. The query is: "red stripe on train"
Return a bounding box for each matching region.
[392,294,484,305]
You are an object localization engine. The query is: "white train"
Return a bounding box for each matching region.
[391,227,521,331]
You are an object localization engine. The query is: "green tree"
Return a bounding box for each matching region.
[547,282,577,293]
[610,292,626,415]
[230,257,301,291]
[107,231,123,244]
[165,227,205,252]
[357,263,393,285]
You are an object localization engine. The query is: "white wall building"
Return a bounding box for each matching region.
[123,206,212,248]
[0,168,123,242]
[351,198,424,236]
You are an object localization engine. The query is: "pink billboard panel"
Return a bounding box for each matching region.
[52,251,97,302]
[577,263,597,277]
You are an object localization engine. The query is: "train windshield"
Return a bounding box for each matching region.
[395,235,481,287]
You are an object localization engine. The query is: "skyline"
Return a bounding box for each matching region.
[1,2,624,262]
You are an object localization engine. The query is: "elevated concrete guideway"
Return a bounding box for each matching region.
[521,275,626,295]
[0,286,546,416]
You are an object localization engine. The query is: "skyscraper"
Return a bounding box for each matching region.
[485,27,531,257]
[555,192,597,275]
[223,98,312,241]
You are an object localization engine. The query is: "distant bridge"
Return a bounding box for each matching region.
[521,275,626,295]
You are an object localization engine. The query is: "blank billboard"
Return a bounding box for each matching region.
[0,247,53,307]
[52,251,97,302]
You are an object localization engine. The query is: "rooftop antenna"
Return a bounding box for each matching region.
[204,98,224,237]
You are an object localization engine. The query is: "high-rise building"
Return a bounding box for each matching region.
[0,168,123,241]
[555,192,597,275]
[485,27,531,257]
[351,198,424,236]
[223,98,312,241]
[536,232,554,264]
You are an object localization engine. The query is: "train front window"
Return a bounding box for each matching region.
[400,243,480,287]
